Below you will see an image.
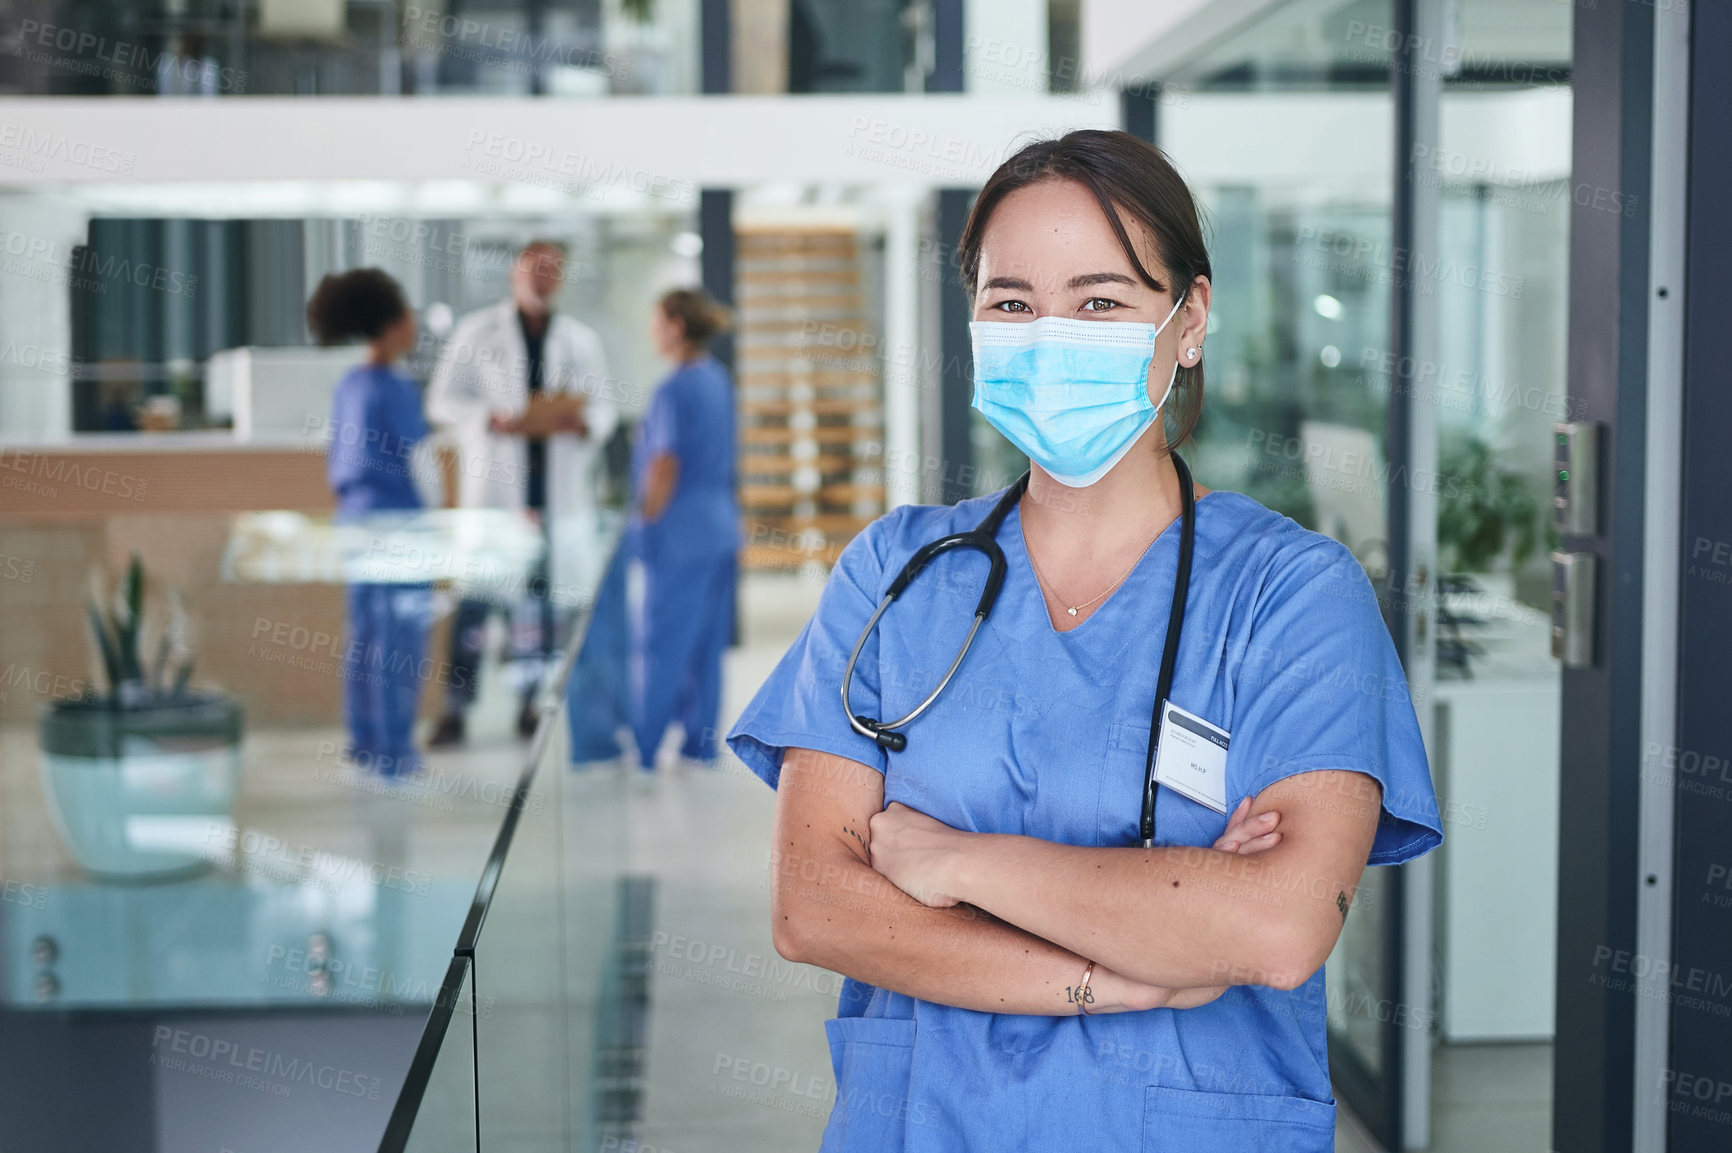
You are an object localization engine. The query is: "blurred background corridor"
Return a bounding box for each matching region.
[0,0,1724,1151]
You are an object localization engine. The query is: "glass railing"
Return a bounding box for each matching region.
[374,542,628,1153]
[392,955,479,1153]
[0,0,701,97]
[0,457,623,1151]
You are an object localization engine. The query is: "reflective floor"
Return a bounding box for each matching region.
[613,572,1557,1153]
[0,569,1556,1152]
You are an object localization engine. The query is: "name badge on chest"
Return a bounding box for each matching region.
[1152,702,1231,814]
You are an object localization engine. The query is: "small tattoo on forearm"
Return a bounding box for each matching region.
[1337,891,1350,922]
[843,824,868,851]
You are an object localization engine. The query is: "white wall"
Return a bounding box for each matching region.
[965,0,1049,96]
[0,96,1116,189]
[0,194,85,439]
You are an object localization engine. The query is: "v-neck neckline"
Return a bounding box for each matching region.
[1010,492,1219,638]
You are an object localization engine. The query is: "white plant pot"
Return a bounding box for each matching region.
[37,696,244,881]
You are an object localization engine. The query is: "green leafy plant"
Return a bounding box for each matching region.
[86,553,194,707]
[1438,438,1541,574]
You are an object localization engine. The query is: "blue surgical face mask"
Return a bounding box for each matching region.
[969,291,1187,488]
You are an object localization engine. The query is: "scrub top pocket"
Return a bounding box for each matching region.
[1101,721,1227,849]
[821,1016,917,1153]
[1141,1085,1335,1153]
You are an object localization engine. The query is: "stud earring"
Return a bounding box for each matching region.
[1186,347,1199,361]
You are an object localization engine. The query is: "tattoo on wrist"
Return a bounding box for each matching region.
[1336,890,1350,922]
[842,824,868,852]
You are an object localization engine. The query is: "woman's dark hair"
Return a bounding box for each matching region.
[306,268,409,346]
[659,287,731,347]
[957,129,1213,451]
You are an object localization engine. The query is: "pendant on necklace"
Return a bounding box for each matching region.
[1067,607,1078,616]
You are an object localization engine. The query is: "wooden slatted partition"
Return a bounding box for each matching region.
[735,227,884,571]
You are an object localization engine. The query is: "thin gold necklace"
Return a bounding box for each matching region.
[1022,517,1148,617]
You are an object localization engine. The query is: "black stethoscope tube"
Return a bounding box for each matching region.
[840,457,1196,849]
[1140,453,1196,847]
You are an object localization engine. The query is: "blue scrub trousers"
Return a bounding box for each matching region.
[342,582,431,776]
[567,544,631,763]
[631,551,736,768]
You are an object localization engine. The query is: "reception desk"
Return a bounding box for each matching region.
[0,436,351,727]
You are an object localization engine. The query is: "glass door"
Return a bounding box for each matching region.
[1162,0,1407,1139]
[1167,0,1575,1145]
[1419,5,1573,1149]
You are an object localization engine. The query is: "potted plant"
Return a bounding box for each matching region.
[1435,437,1543,677]
[37,554,243,880]
[1438,437,1542,577]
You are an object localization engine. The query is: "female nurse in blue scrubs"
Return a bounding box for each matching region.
[727,131,1443,1151]
[630,288,742,768]
[309,268,432,779]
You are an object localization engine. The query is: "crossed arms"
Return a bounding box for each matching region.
[768,747,1382,1016]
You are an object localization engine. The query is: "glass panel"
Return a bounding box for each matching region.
[0,505,523,1148]
[1,0,702,97]
[1164,1,1395,1085]
[788,0,919,93]
[402,958,479,1153]
[1424,1,1572,1145]
[0,197,695,442]
[475,696,575,1148]
[1165,0,1392,92]
[468,535,627,1151]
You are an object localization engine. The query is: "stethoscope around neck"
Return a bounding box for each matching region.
[840,454,1198,847]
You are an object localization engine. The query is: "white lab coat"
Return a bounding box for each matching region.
[426,300,619,604]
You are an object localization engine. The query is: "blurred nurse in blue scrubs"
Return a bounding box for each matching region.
[629,288,741,769]
[308,268,431,779]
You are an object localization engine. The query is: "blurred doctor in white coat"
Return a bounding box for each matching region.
[425,239,618,744]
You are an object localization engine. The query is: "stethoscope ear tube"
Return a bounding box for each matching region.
[1139,453,1197,847]
[840,476,1029,754]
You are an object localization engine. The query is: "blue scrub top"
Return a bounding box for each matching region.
[327,363,428,518]
[727,488,1443,1152]
[630,355,742,563]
